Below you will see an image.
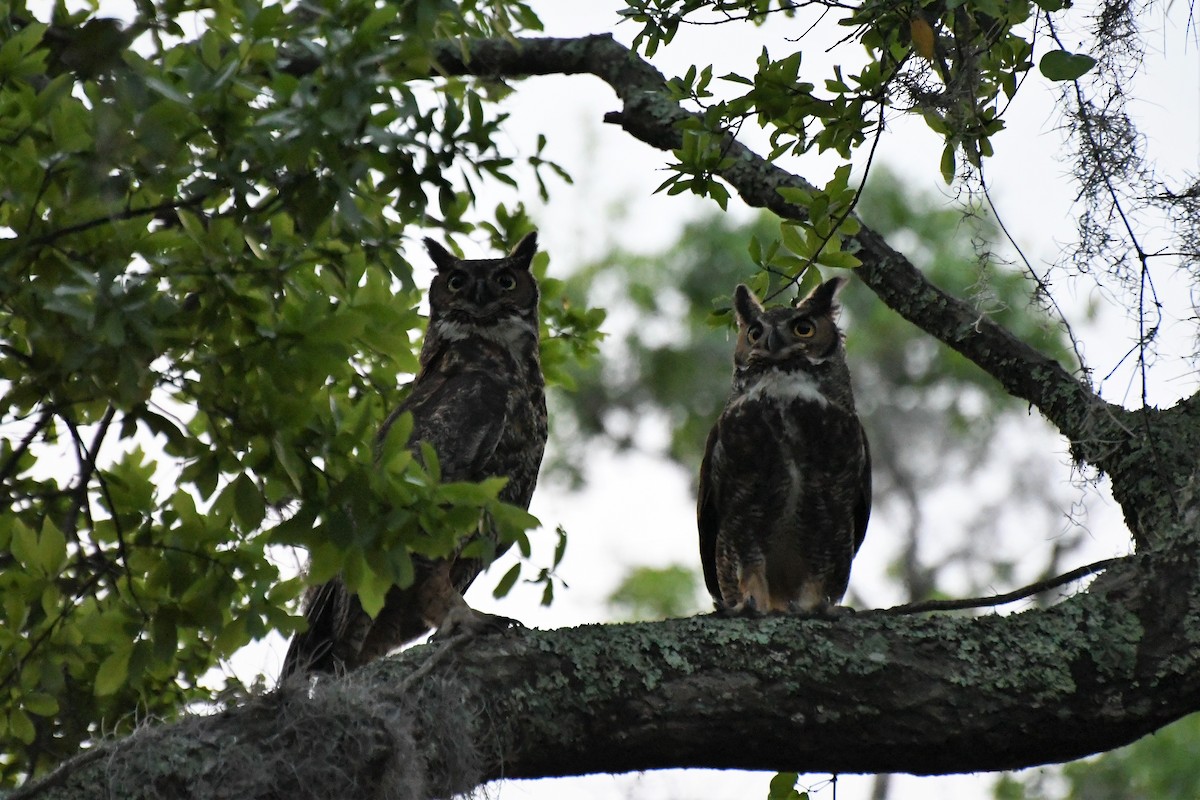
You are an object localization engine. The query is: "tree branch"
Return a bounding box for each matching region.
[428,34,1130,469]
[15,544,1200,800]
[426,34,1200,547]
[879,556,1121,614]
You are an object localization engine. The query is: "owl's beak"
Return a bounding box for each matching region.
[469,278,490,305]
[764,329,785,354]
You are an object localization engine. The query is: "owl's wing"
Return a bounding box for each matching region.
[853,422,872,554]
[697,423,723,603]
[381,368,508,480]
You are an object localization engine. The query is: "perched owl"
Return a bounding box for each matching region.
[280,232,547,678]
[697,278,871,615]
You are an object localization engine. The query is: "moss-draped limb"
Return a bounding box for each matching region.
[17,540,1200,800]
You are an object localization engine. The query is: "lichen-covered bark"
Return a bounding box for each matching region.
[15,539,1200,800]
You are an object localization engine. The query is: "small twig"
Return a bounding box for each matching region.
[0,407,53,490]
[766,101,887,304]
[12,195,207,251]
[63,406,116,541]
[878,557,1122,615]
[977,164,1090,376]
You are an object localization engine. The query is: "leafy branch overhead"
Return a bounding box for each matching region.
[2,0,1198,795]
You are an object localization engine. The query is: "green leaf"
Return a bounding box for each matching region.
[922,109,950,135]
[492,563,522,598]
[272,436,307,492]
[1039,49,1097,81]
[356,558,391,618]
[233,473,266,531]
[940,144,957,185]
[490,503,540,533]
[767,771,808,800]
[94,646,131,697]
[389,546,415,590]
[419,441,441,482]
[22,693,59,718]
[35,519,67,575]
[768,771,799,800]
[816,250,862,270]
[9,520,38,572]
[0,20,46,77]
[552,525,568,569]
[8,710,35,745]
[776,185,814,206]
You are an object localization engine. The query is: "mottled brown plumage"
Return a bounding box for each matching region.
[698,278,871,615]
[281,232,547,677]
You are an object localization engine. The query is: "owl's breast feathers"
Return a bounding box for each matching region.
[404,330,547,507]
[698,362,870,612]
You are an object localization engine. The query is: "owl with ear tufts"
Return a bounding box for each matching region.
[697,277,871,616]
[281,232,547,678]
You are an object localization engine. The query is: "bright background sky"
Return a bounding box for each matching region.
[73,0,1197,797]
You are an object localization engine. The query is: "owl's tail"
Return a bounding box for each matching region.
[278,558,493,680]
[278,578,364,679]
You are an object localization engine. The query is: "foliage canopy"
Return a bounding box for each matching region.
[0,0,604,780]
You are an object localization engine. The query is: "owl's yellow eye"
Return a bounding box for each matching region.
[746,322,764,343]
[446,272,468,292]
[792,319,816,338]
[495,272,518,291]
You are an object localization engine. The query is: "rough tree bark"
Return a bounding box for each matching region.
[16,33,1200,800]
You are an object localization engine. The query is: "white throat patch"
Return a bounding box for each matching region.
[737,369,828,407]
[435,317,533,350]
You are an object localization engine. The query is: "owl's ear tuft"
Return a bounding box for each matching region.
[733,284,765,327]
[424,238,458,273]
[508,231,538,269]
[798,276,849,315]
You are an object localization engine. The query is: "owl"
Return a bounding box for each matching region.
[697,277,871,615]
[281,232,547,678]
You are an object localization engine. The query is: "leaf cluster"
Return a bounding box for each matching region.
[0,0,604,784]
[620,0,1092,192]
[994,712,1200,800]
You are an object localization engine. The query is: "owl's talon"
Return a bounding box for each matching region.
[715,598,764,618]
[714,601,746,618]
[431,606,524,642]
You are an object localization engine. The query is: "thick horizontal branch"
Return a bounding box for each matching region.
[430,35,1127,468]
[17,547,1200,800]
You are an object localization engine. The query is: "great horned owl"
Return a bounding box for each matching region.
[281,232,547,677]
[697,277,871,615]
